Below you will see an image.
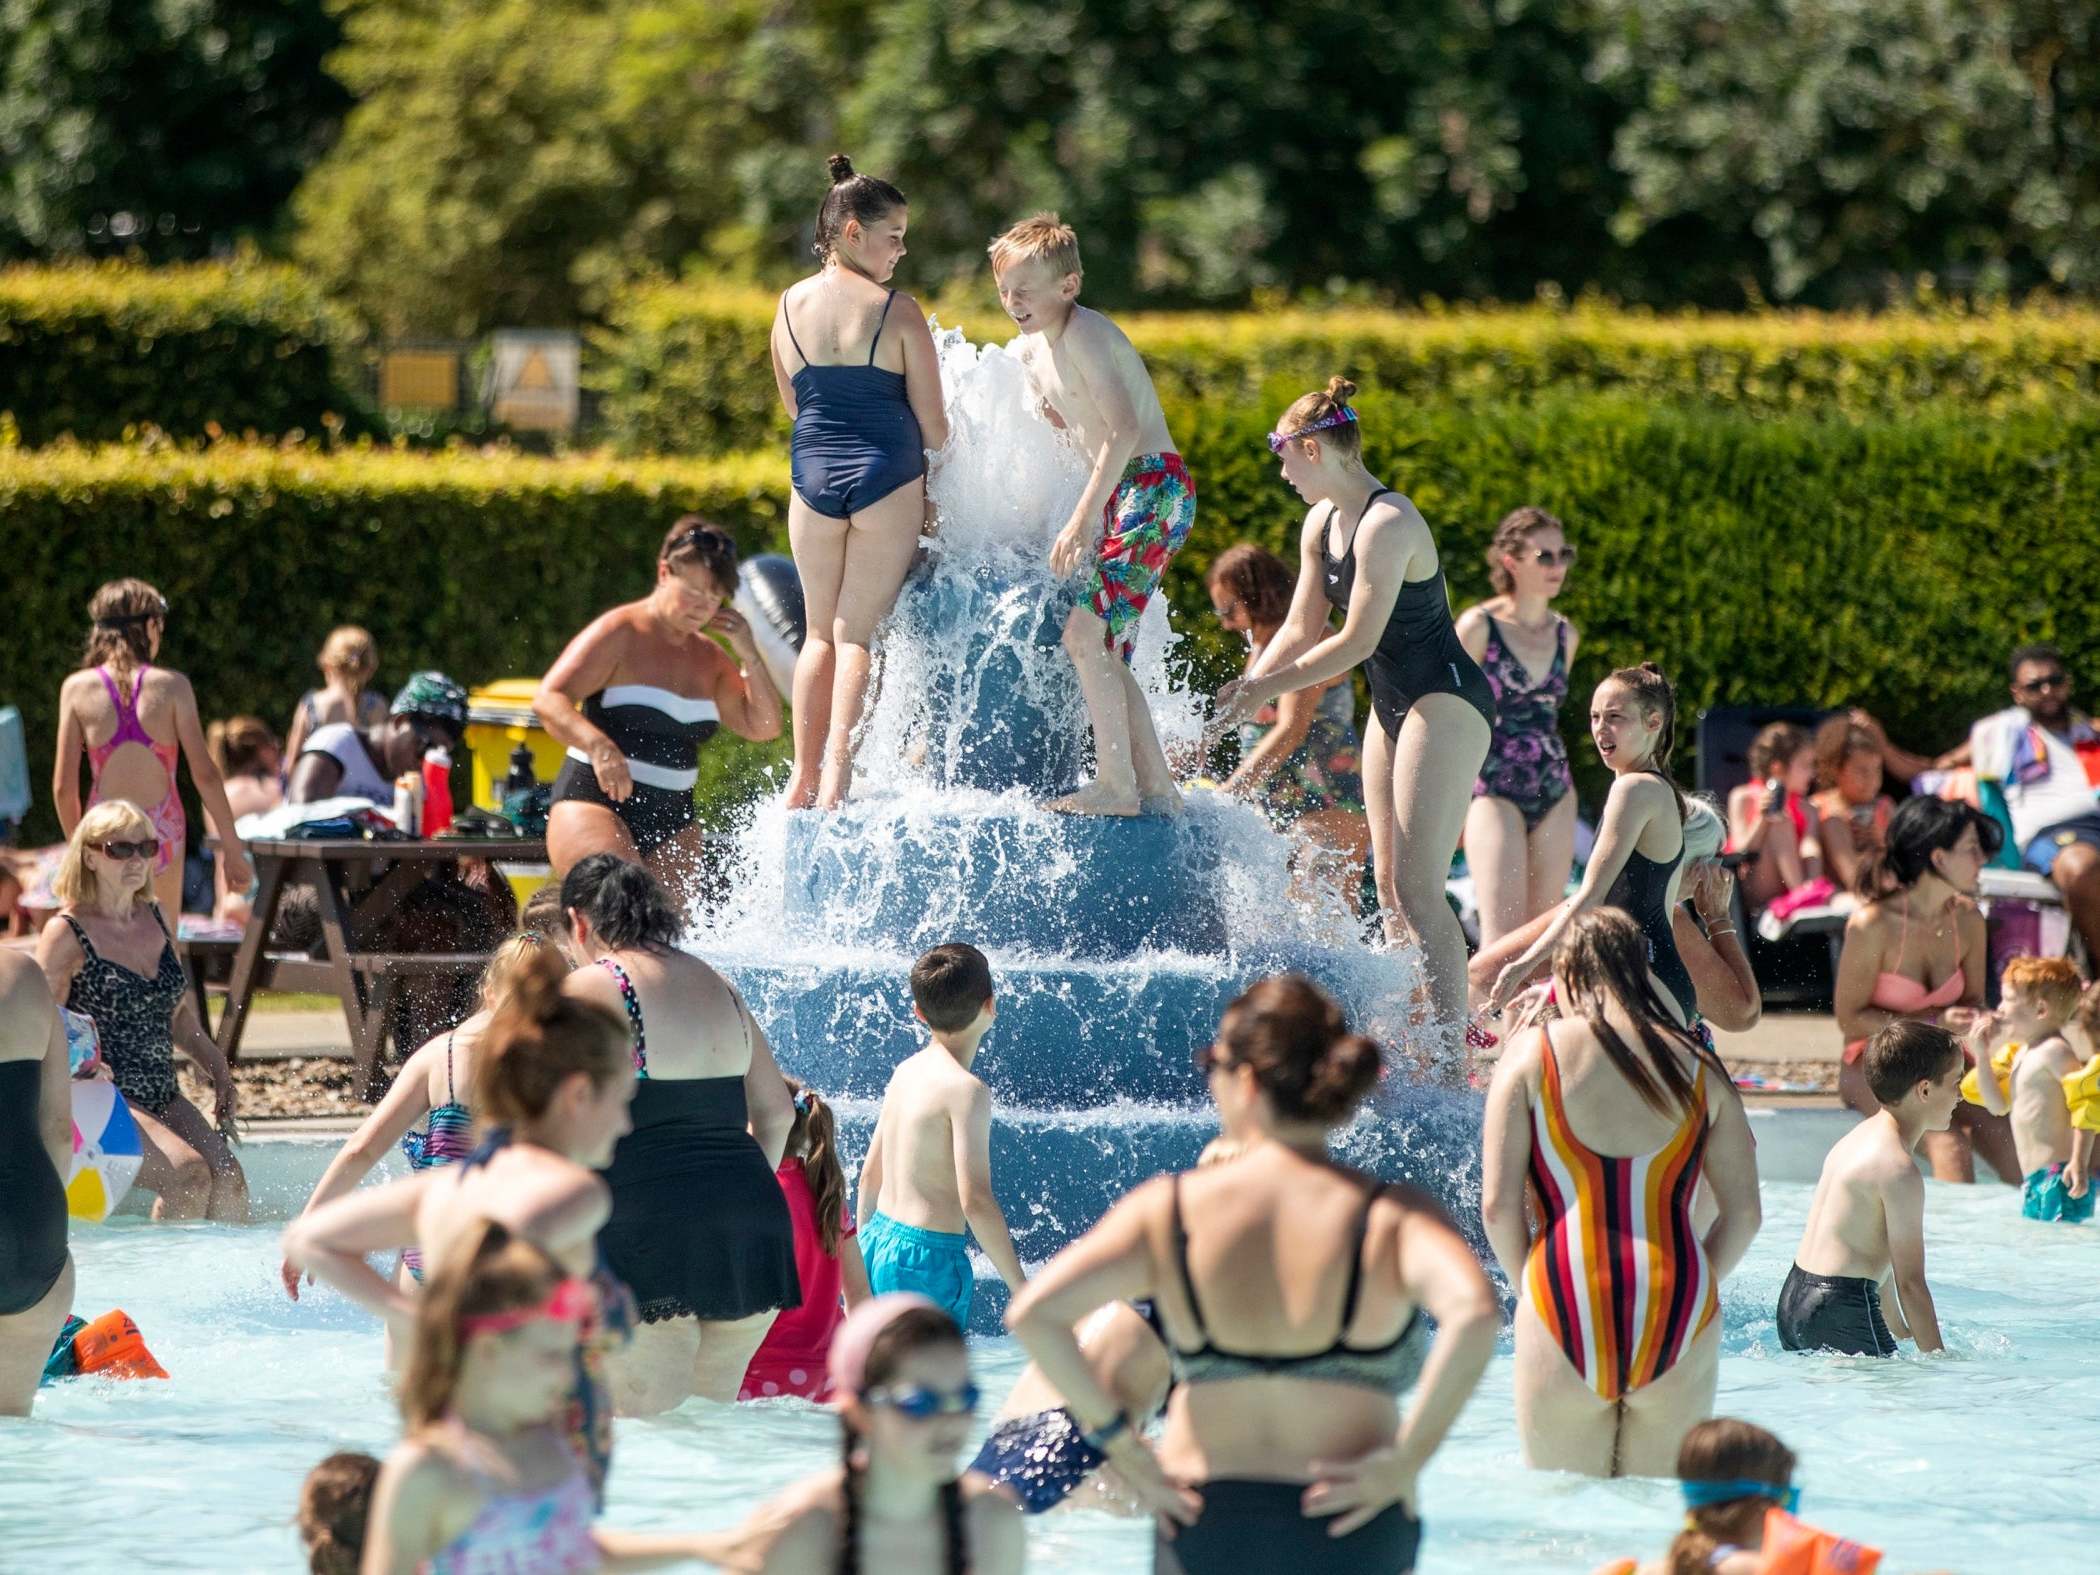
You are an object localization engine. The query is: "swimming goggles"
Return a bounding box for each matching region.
[862,1380,982,1419]
[460,1278,592,1338]
[1681,1478,1801,1514]
[1268,405,1357,453]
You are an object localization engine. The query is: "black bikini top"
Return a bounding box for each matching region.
[1165,1173,1429,1395]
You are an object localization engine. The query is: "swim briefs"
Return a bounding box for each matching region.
[862,1211,974,1331]
[969,1406,1106,1514]
[1085,452,1196,666]
[2021,1161,2096,1223]
[1775,1263,1897,1357]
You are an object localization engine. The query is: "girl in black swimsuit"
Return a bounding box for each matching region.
[1489,663,1700,1026]
[1,952,73,1417]
[1213,376,1495,1035]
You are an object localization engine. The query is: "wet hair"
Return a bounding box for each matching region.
[1275,376,1363,458]
[1552,909,1705,1117]
[559,853,683,950]
[520,882,567,941]
[839,1303,967,1575]
[474,946,628,1124]
[1214,974,1382,1125]
[1999,954,2083,1022]
[1862,1019,1962,1107]
[297,1450,381,1575]
[82,578,168,669]
[1666,1418,1796,1575]
[814,153,906,262]
[783,1076,849,1257]
[208,715,279,777]
[2009,642,2063,682]
[399,1220,567,1429]
[1854,795,2002,901]
[987,211,1084,285]
[478,930,553,1015]
[318,626,378,685]
[1812,716,1881,794]
[1746,721,1809,783]
[51,800,155,911]
[910,942,995,1034]
[1599,663,1690,823]
[1485,506,1566,595]
[659,516,740,595]
[1206,543,1295,627]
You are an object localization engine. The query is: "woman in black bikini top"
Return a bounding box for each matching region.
[1211,376,1496,1039]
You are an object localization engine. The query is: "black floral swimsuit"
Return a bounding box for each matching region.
[64,906,186,1118]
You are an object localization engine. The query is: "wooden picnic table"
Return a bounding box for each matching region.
[214,833,547,1098]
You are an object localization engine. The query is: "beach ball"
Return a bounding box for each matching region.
[68,1080,143,1223]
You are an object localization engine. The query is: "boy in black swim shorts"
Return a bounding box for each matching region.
[1779,1021,1964,1357]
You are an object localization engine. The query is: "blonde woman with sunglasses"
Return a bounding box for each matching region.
[35,800,248,1221]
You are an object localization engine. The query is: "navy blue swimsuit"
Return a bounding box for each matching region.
[782,290,926,519]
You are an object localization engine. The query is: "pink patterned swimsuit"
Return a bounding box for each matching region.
[86,664,184,872]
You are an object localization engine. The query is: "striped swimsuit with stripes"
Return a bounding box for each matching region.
[1524,1023,1716,1400]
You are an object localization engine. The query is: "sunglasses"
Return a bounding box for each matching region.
[1531,546,1577,567]
[1194,1041,1234,1074]
[99,839,161,862]
[863,1380,981,1420]
[2017,672,2067,693]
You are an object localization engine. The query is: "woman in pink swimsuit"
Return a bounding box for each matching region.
[52,579,251,919]
[1833,795,2020,1182]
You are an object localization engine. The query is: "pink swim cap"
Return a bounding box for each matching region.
[828,1293,941,1400]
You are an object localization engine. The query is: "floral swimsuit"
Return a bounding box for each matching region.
[1473,615,1573,828]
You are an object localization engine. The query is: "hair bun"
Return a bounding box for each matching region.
[1326,375,1358,406]
[1303,1032,1382,1122]
[826,152,856,184]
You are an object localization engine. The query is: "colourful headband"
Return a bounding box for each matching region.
[829,1293,940,1399]
[1268,405,1357,453]
[1681,1478,1800,1515]
[459,1277,591,1339]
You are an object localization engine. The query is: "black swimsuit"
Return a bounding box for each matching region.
[62,906,185,1118]
[550,685,721,857]
[1602,782,1696,1021]
[0,1058,68,1315]
[1318,488,1496,736]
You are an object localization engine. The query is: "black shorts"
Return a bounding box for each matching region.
[550,755,695,857]
[1776,1263,1896,1357]
[1155,1478,1421,1574]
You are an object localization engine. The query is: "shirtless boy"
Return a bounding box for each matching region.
[1778,1020,1963,1356]
[990,213,1196,817]
[857,943,1025,1330]
[1962,955,2091,1222]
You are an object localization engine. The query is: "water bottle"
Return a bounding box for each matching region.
[504,741,537,798]
[421,747,455,836]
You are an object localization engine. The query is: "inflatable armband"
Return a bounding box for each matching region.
[2063,1053,2100,1134]
[1760,1507,1880,1574]
[1960,1041,2021,1106]
[41,1309,167,1384]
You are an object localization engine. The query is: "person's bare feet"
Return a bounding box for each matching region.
[1046,783,1141,817]
[815,748,853,811]
[1138,786,1185,818]
[783,769,819,810]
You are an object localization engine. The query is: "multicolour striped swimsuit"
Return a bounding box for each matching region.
[1524,1024,1716,1400]
[399,1031,474,1282]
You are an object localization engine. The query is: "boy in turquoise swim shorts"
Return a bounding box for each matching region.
[856,943,1026,1331]
[991,213,1196,819]
[1963,956,2093,1222]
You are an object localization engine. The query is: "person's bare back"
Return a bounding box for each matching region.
[867,1046,982,1234]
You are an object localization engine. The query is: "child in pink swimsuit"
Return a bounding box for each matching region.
[54,579,250,917]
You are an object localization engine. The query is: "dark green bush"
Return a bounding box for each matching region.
[0,261,361,445]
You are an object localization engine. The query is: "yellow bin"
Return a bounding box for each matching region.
[465,678,566,907]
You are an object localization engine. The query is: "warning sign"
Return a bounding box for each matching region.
[487,331,580,432]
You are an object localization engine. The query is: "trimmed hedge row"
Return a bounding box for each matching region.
[0,443,788,841]
[5,396,2096,839]
[590,281,2100,454]
[0,261,359,446]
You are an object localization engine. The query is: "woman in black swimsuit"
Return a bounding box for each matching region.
[0,950,72,1416]
[35,800,248,1221]
[538,519,783,903]
[1009,976,1498,1574]
[1488,663,1702,1027]
[558,855,800,1412]
[1212,377,1496,1037]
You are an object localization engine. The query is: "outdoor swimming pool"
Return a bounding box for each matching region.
[2,1140,2092,1572]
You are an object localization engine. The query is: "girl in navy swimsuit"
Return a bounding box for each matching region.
[769,154,950,811]
[538,519,783,900]
[1457,506,1583,949]
[1212,377,1495,1036]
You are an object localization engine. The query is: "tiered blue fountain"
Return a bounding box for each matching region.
[696,328,1480,1328]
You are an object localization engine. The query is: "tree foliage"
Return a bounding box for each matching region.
[0,0,346,258]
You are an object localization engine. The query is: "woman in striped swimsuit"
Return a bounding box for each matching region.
[1481,908,1762,1478]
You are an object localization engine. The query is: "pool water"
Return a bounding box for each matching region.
[3,1153,2094,1571]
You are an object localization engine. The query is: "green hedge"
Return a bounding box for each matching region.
[589,281,2100,454]
[4,397,2095,841]
[0,442,790,842]
[0,261,361,446]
